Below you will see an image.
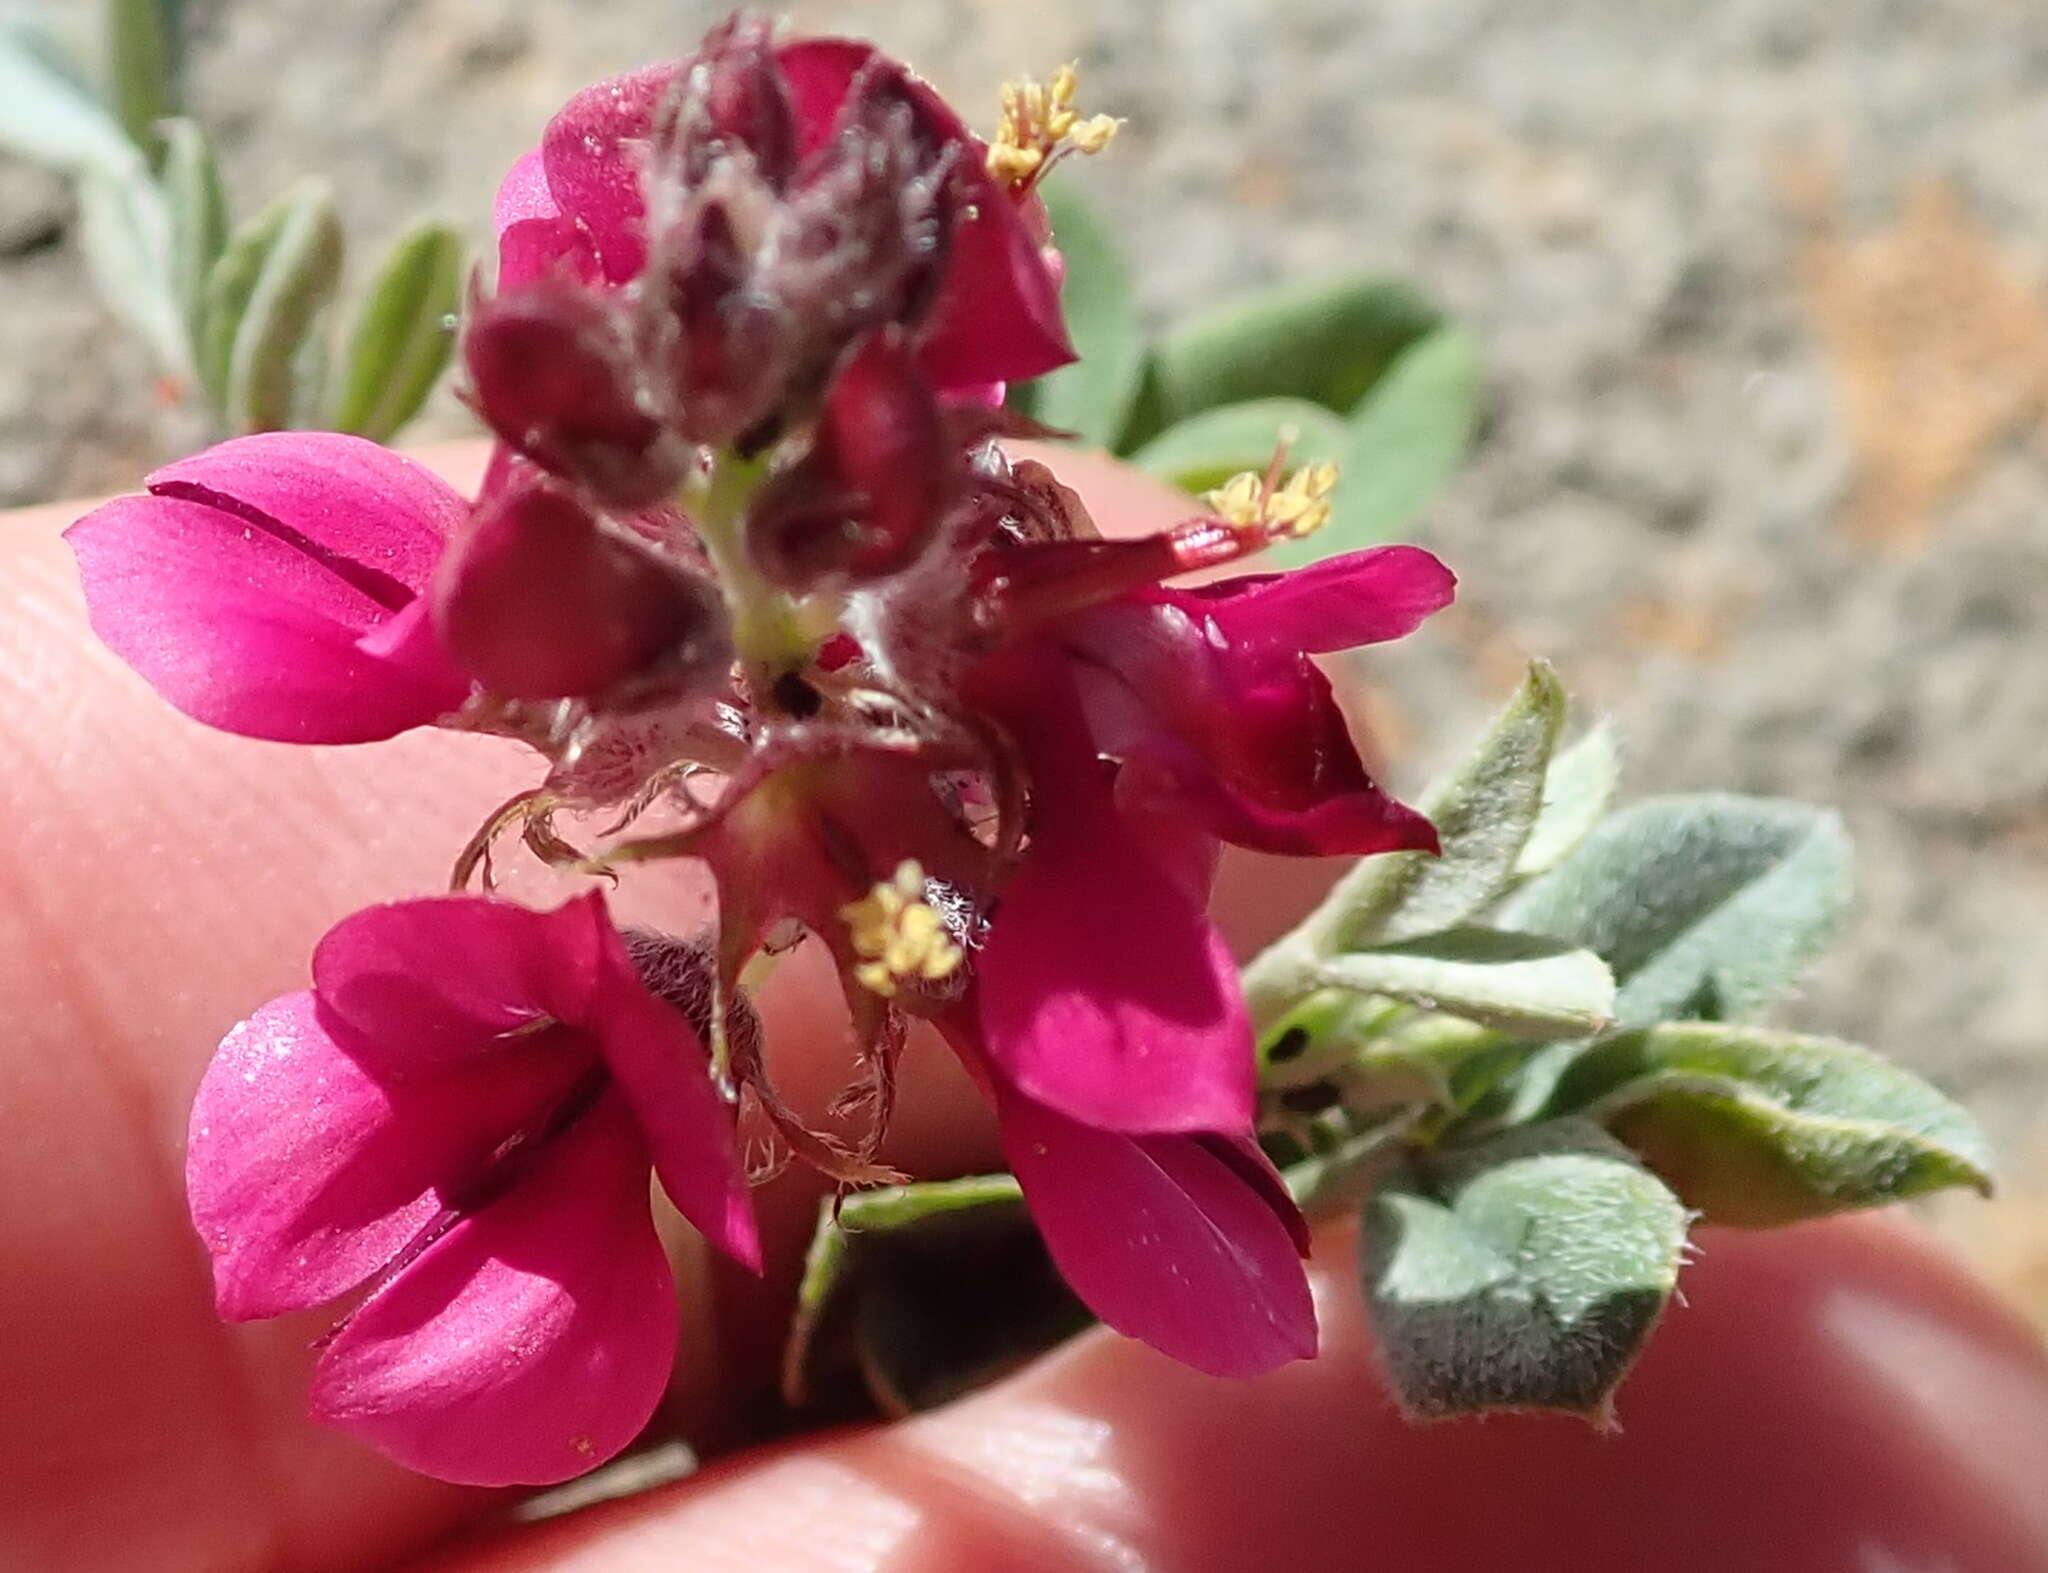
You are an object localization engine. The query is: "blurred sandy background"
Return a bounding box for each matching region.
[3,0,2045,1312]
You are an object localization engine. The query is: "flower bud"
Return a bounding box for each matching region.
[637,186,792,446]
[746,327,952,586]
[758,70,950,371]
[651,14,797,192]
[436,471,731,704]
[463,280,686,508]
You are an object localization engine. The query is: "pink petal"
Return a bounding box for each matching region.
[584,925,761,1272]
[973,666,1254,1134]
[188,993,587,1320]
[1067,601,1439,858]
[997,1084,1317,1377]
[774,37,1072,389]
[1172,544,1457,655]
[539,62,680,284]
[942,379,1007,409]
[1203,1132,1315,1256]
[495,149,602,291]
[312,894,609,1071]
[147,431,467,602]
[916,169,1074,389]
[310,1093,678,1487]
[497,215,604,291]
[66,493,465,743]
[494,148,558,230]
[773,36,877,158]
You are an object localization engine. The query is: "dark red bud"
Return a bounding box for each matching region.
[436,474,731,703]
[639,192,792,445]
[654,14,798,190]
[746,327,952,586]
[463,280,685,508]
[761,75,949,356]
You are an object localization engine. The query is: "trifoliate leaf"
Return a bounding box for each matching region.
[784,1175,1089,1417]
[1151,273,1444,422]
[1361,1119,1689,1421]
[1323,662,1569,950]
[1021,181,1146,446]
[1514,719,1621,878]
[1498,794,1853,1028]
[329,220,463,441]
[1541,1022,1994,1225]
[1316,927,1616,1041]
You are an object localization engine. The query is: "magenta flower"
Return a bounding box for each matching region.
[187,891,759,1486]
[920,546,1446,1374]
[992,1084,1319,1378]
[492,19,1072,394]
[70,19,1464,1443]
[1056,548,1455,858]
[959,537,1453,1135]
[65,432,469,743]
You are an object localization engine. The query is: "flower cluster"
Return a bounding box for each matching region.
[67,16,1454,1486]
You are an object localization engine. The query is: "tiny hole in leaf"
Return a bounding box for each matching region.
[1281,1082,1343,1115]
[1268,1026,1311,1063]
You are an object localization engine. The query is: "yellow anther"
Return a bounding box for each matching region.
[986,62,1121,190]
[1203,454,1341,540]
[841,860,964,998]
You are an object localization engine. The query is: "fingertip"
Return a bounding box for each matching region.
[422,1213,2048,1573]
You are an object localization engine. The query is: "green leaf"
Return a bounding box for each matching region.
[329,221,464,441]
[75,164,188,375]
[0,19,143,177]
[784,1175,1090,1417]
[1130,397,1350,495]
[1106,353,1168,450]
[1281,1108,1419,1214]
[158,117,225,340]
[200,180,346,432]
[1258,987,1399,1088]
[1316,927,1616,1041]
[1515,719,1621,878]
[1023,181,1145,446]
[1354,1015,1529,1113]
[1498,794,1854,1029]
[1151,274,1443,423]
[1542,1022,1994,1225]
[1361,1119,1689,1421]
[107,0,183,157]
[1259,322,1481,570]
[198,197,286,408]
[1322,661,1569,950]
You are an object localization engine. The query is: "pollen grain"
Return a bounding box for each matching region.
[987,62,1121,189]
[842,861,965,997]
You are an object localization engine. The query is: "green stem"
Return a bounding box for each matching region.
[686,454,825,690]
[1281,1110,1419,1216]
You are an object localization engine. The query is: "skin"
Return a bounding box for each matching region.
[2,445,2045,1572]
